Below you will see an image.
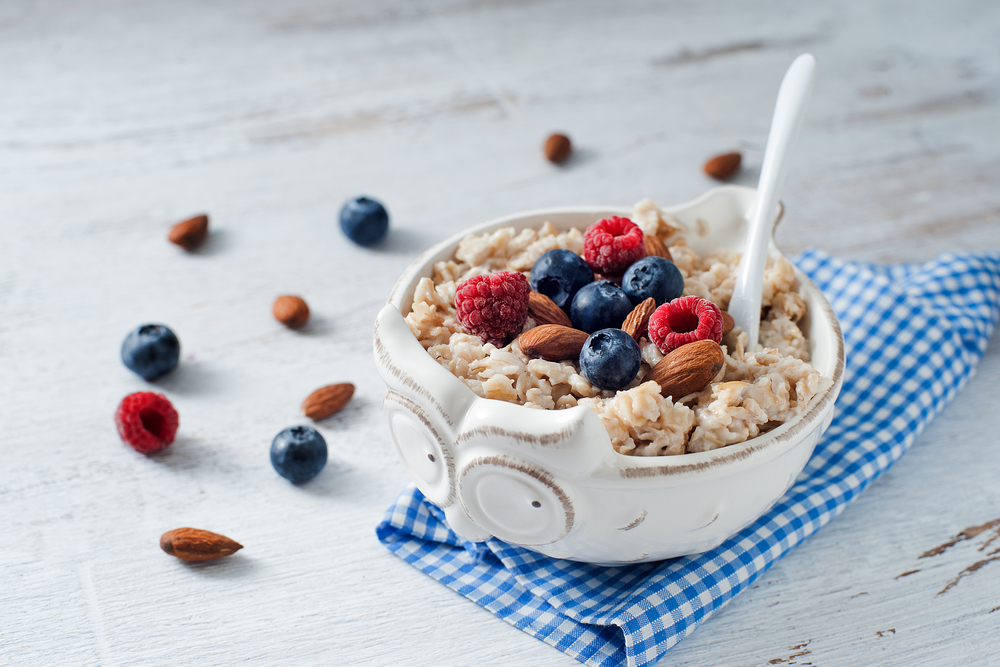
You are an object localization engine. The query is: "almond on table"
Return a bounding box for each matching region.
[302,383,355,420]
[543,132,572,164]
[160,528,242,562]
[168,214,209,250]
[273,295,310,329]
[703,151,742,180]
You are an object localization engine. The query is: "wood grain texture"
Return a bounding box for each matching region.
[1,0,998,665]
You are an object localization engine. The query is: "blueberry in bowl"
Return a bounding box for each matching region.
[121,324,180,381]
[530,249,594,310]
[579,328,642,391]
[570,280,633,333]
[340,196,390,246]
[622,256,684,306]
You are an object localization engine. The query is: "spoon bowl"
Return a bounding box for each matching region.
[730,53,817,350]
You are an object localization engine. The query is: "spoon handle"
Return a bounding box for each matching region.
[730,54,817,351]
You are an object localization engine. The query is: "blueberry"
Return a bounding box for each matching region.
[621,256,685,306]
[339,196,389,245]
[530,249,594,310]
[121,324,180,380]
[270,426,328,483]
[579,329,642,391]
[570,281,633,333]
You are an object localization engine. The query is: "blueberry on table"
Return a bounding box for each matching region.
[529,249,594,310]
[271,426,328,483]
[339,196,389,245]
[570,280,633,333]
[622,256,685,306]
[121,324,180,380]
[579,329,642,391]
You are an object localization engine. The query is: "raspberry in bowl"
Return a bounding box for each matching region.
[454,271,531,347]
[373,186,844,564]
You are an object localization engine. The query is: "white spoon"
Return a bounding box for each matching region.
[729,53,817,351]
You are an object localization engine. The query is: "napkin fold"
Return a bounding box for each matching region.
[377,250,1000,667]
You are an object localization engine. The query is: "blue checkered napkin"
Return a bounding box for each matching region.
[377,250,1000,667]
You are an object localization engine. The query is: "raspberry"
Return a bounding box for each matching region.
[455,271,531,347]
[115,392,179,454]
[583,216,645,275]
[648,296,724,354]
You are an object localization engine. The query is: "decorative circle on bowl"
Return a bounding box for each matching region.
[384,390,456,507]
[459,454,574,546]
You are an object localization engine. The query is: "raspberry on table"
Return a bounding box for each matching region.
[455,271,531,347]
[648,295,724,354]
[582,216,645,276]
[115,392,179,454]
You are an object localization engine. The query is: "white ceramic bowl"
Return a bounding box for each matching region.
[374,186,844,565]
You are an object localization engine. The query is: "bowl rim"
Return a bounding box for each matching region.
[384,185,845,477]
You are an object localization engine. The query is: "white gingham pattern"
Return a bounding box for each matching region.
[377,250,1000,667]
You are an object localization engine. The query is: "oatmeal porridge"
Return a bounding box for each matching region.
[403,198,830,456]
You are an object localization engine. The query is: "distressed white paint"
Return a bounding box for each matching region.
[1,1,998,665]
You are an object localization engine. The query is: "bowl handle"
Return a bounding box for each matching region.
[373,304,477,434]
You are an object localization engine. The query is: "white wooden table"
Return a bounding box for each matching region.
[2,2,998,665]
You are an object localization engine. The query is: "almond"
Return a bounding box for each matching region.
[273,295,310,329]
[168,214,209,250]
[643,234,672,262]
[528,291,573,328]
[160,528,243,562]
[645,339,724,399]
[543,133,572,164]
[518,325,589,361]
[621,297,656,342]
[722,311,735,336]
[302,383,355,420]
[703,151,742,180]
